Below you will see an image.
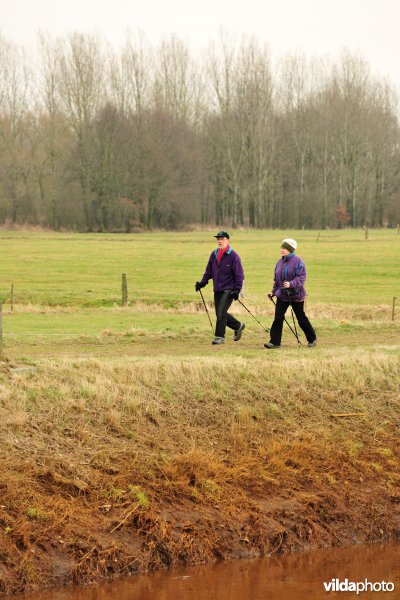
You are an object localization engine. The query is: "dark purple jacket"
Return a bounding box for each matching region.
[272,253,307,301]
[200,247,244,292]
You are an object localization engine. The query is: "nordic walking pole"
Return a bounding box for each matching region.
[286,293,301,347]
[268,296,302,344]
[289,304,301,346]
[199,289,214,333]
[237,299,270,333]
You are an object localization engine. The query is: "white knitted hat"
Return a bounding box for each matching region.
[281,238,297,252]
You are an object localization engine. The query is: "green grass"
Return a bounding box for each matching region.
[3,309,198,335]
[0,229,399,361]
[2,310,399,363]
[0,229,399,306]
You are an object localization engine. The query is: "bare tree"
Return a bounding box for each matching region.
[206,34,248,227]
[277,53,317,227]
[153,35,203,126]
[109,31,151,119]
[237,38,275,227]
[367,83,400,226]
[0,36,31,223]
[57,33,106,230]
[30,33,73,229]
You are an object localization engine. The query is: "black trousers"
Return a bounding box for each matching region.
[214,291,241,338]
[269,298,316,345]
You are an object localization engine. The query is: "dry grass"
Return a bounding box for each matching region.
[2,304,77,315]
[0,350,399,592]
[2,300,397,321]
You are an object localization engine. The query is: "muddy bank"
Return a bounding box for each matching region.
[1,470,399,595]
[0,352,399,594]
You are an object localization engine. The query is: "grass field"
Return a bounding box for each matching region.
[0,229,399,594]
[0,228,399,360]
[0,228,398,306]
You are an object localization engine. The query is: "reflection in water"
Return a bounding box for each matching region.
[16,542,400,600]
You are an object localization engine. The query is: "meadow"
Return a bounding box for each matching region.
[0,228,398,306]
[0,228,399,360]
[0,229,399,594]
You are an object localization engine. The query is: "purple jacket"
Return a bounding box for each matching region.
[200,247,244,292]
[272,253,307,301]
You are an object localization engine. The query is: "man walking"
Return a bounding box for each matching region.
[195,231,245,345]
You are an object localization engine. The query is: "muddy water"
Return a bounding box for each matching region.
[16,542,400,599]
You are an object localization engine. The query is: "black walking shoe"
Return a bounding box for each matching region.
[233,323,245,341]
[212,337,225,345]
[264,342,280,349]
[307,338,317,348]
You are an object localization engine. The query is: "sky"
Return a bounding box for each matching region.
[1,0,400,89]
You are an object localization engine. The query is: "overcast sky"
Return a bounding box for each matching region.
[1,0,399,89]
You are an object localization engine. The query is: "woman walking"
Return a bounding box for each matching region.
[265,238,317,349]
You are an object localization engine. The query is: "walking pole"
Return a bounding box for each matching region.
[289,304,301,346]
[286,293,301,347]
[237,299,270,333]
[199,289,214,333]
[268,296,302,345]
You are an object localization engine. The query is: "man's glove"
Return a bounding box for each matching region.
[195,281,204,292]
[230,289,240,300]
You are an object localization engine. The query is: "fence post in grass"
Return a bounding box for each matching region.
[0,301,3,355]
[122,274,128,306]
[10,284,14,312]
[392,297,397,322]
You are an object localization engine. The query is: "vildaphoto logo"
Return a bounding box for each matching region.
[323,579,395,594]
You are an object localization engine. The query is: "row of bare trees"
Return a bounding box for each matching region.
[0,32,399,231]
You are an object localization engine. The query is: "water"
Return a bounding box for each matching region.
[15,542,400,599]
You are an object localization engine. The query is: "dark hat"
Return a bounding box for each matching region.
[214,230,230,239]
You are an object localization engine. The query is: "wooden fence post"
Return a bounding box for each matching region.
[392,297,397,322]
[122,274,128,306]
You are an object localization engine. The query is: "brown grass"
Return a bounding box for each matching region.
[0,351,399,593]
[2,300,397,320]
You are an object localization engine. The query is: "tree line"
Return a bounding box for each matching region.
[0,32,399,231]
